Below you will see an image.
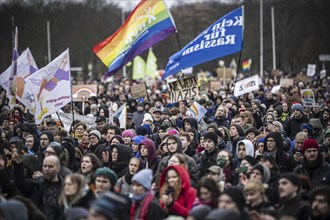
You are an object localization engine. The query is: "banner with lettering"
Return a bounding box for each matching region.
[234,75,259,97]
[25,49,71,124]
[162,7,243,79]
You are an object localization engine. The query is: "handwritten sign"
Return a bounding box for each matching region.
[168,76,199,103]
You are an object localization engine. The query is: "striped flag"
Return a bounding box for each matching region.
[242,59,252,72]
[186,101,207,122]
[93,0,176,77]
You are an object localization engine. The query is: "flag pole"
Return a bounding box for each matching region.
[234,6,245,85]
[175,31,182,50]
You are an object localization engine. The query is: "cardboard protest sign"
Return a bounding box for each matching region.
[131,82,148,99]
[210,81,221,91]
[168,76,198,103]
[72,84,97,102]
[280,78,294,88]
[216,67,232,80]
[295,74,308,84]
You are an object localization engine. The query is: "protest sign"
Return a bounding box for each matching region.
[72,84,97,102]
[301,89,316,107]
[280,78,294,88]
[131,82,148,100]
[234,75,259,97]
[168,76,199,103]
[307,64,316,77]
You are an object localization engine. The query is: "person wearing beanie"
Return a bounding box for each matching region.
[130,169,165,220]
[309,118,324,144]
[294,138,330,186]
[84,130,103,155]
[36,130,54,161]
[300,123,314,138]
[187,205,212,220]
[228,124,245,157]
[122,129,135,146]
[0,199,28,220]
[45,141,72,179]
[94,167,118,195]
[218,188,249,220]
[200,132,220,177]
[134,102,146,129]
[136,125,149,137]
[250,164,271,184]
[255,136,266,157]
[131,135,147,157]
[284,102,309,140]
[89,192,131,220]
[278,172,311,220]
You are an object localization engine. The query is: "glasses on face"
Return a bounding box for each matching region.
[167,141,176,146]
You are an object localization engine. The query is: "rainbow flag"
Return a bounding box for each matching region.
[242,59,252,72]
[93,0,176,77]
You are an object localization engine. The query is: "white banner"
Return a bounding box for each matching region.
[307,64,316,77]
[25,49,71,124]
[16,48,39,112]
[234,75,259,97]
[271,85,281,94]
[113,103,127,129]
[52,111,96,132]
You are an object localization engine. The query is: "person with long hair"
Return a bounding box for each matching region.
[80,153,101,191]
[193,177,220,209]
[58,173,96,215]
[159,165,197,218]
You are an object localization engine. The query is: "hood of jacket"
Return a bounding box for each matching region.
[265,132,283,152]
[159,165,191,191]
[139,139,156,166]
[182,118,198,131]
[236,139,254,157]
[167,135,183,155]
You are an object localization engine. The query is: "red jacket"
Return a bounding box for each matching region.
[159,165,197,218]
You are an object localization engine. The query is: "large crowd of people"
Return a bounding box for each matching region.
[0,74,330,220]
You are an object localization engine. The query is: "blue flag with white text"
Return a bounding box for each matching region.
[162,7,243,79]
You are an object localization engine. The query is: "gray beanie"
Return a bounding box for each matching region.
[132,169,153,190]
[89,130,101,140]
[291,103,304,113]
[252,164,271,183]
[0,199,28,220]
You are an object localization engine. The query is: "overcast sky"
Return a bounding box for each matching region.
[111,0,237,10]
